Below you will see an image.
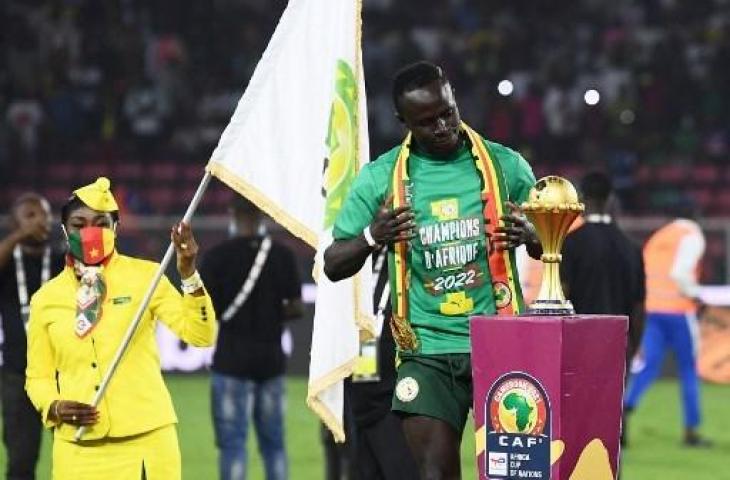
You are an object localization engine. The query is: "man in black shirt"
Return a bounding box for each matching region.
[345,247,419,480]
[0,193,64,480]
[561,172,646,363]
[321,247,419,480]
[200,198,302,480]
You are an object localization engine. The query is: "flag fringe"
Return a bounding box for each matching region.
[306,356,358,443]
[207,162,318,248]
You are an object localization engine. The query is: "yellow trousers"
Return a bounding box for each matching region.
[52,424,181,480]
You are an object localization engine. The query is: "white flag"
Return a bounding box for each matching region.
[206,0,373,442]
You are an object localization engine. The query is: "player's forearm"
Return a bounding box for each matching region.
[323,236,373,281]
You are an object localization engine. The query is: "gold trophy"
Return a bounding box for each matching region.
[521,176,585,315]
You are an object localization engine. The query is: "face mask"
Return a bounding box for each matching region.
[66,226,116,265]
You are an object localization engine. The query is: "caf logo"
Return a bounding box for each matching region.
[485,372,551,478]
[489,372,548,436]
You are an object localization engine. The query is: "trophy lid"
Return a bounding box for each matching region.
[522,176,584,212]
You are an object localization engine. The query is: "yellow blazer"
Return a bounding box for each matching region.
[25,253,217,441]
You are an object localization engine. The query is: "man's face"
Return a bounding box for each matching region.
[13,199,51,247]
[228,209,261,237]
[398,80,462,157]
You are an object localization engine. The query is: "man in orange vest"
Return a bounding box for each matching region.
[624,201,711,447]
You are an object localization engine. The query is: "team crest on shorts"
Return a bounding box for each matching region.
[493,281,512,309]
[396,377,419,402]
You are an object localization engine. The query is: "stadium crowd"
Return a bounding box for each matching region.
[1,1,729,478]
[3,0,730,215]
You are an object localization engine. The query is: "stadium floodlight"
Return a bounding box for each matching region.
[584,89,600,106]
[497,79,514,96]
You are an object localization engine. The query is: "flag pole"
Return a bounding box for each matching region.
[74,171,213,441]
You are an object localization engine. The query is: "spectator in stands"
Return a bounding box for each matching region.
[518,82,545,148]
[624,199,711,447]
[201,197,302,480]
[542,78,581,164]
[5,90,45,165]
[0,193,65,480]
[46,76,85,148]
[5,0,730,216]
[122,76,169,154]
[25,177,217,479]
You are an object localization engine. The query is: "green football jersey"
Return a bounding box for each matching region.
[333,137,536,354]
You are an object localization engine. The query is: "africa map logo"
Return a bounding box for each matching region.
[485,371,551,478]
[489,373,548,435]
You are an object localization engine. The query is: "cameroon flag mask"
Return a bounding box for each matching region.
[67,226,116,265]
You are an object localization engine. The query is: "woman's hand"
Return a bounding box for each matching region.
[171,221,198,279]
[49,400,99,426]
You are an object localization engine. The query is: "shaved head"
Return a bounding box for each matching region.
[11,192,50,218]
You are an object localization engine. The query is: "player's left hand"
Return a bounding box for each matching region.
[171,221,198,279]
[493,201,539,251]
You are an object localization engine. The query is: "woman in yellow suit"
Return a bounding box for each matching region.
[25,177,217,479]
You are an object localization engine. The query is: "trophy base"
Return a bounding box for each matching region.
[525,299,575,316]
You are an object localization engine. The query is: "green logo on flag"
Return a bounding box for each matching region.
[322,60,359,229]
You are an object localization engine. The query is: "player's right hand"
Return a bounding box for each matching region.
[369,195,416,244]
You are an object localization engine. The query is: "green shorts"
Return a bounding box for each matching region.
[392,353,473,434]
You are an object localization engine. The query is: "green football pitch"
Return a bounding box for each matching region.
[1,376,727,479]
